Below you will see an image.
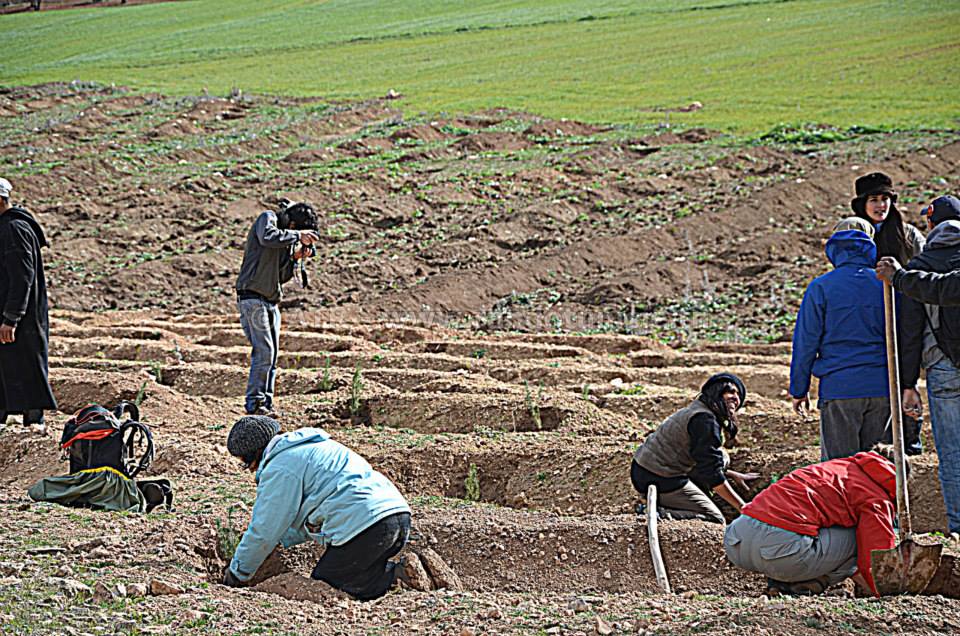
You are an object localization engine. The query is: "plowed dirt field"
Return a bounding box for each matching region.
[1,83,959,634]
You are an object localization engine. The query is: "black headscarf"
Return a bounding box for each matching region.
[697,372,746,448]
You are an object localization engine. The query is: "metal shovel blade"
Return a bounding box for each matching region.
[871,539,943,595]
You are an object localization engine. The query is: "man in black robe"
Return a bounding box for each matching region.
[0,178,56,428]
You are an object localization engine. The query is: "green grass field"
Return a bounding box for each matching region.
[3,0,958,131]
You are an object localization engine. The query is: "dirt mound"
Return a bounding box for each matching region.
[453,131,530,152]
[252,573,347,602]
[526,120,608,138]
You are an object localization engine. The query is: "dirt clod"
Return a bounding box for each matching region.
[252,573,347,602]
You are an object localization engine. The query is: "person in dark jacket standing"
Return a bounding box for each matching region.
[897,194,960,536]
[0,177,57,428]
[235,201,320,416]
[630,373,759,524]
[876,252,960,306]
[850,172,926,453]
[723,446,901,597]
[790,222,889,460]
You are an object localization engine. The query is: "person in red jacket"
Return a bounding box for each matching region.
[723,446,901,597]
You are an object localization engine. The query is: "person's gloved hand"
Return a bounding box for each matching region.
[222,567,244,588]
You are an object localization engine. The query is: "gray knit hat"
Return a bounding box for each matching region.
[227,416,280,466]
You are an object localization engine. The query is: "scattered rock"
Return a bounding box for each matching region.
[127,583,148,597]
[59,579,93,597]
[183,609,204,622]
[680,590,697,600]
[595,615,614,635]
[87,546,112,560]
[26,546,66,555]
[93,581,119,602]
[570,598,590,613]
[416,547,463,591]
[149,579,184,596]
[399,553,433,591]
[69,538,105,553]
[0,563,23,577]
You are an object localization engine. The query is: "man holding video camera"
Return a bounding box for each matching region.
[235,200,320,417]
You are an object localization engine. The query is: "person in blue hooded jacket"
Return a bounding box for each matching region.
[790,218,890,461]
[222,416,411,600]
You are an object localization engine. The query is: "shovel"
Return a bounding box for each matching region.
[870,279,942,595]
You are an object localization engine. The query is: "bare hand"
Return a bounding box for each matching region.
[726,470,761,491]
[875,256,902,283]
[293,245,311,260]
[298,230,320,246]
[0,324,15,344]
[903,388,923,418]
[792,395,810,417]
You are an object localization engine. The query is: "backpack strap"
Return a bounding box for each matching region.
[112,401,139,423]
[120,421,154,478]
[61,428,116,449]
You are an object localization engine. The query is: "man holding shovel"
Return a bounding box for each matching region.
[894,195,960,539]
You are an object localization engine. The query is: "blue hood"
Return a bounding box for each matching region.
[825,230,877,268]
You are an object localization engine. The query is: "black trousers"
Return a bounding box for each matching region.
[310,512,410,601]
[0,409,44,424]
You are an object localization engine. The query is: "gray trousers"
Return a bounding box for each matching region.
[657,482,725,525]
[724,515,857,585]
[653,450,729,525]
[819,397,890,461]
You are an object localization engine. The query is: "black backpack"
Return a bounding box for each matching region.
[59,402,173,512]
[60,402,153,477]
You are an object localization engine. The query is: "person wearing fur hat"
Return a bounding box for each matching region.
[790,221,892,460]
[630,373,759,524]
[850,172,927,453]
[222,416,411,600]
[850,171,925,266]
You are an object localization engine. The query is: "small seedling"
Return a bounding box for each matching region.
[148,360,163,384]
[581,383,592,401]
[524,380,543,430]
[318,356,333,392]
[215,514,242,562]
[133,380,148,407]
[465,463,480,502]
[349,365,363,417]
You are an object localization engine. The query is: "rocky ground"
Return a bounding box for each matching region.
[0,314,958,635]
[1,82,959,634]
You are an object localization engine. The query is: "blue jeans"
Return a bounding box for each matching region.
[238,298,281,413]
[927,358,960,534]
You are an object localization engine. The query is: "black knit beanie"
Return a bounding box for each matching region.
[227,416,280,466]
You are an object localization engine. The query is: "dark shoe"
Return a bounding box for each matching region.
[765,578,789,597]
[767,576,829,596]
[247,405,279,418]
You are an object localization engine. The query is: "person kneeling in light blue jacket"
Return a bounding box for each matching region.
[222,416,411,600]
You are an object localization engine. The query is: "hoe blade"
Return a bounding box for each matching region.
[871,539,943,595]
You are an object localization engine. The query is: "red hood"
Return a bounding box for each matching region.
[853,451,897,500]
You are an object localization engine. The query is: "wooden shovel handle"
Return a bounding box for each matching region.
[883,279,912,537]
